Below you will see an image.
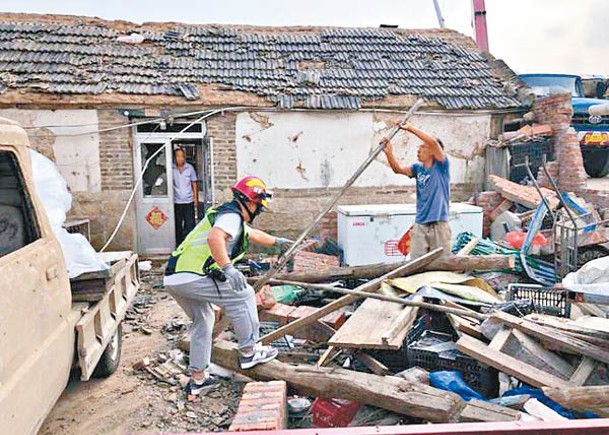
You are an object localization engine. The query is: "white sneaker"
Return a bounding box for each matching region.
[239,345,278,369]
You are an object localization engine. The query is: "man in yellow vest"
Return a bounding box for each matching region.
[164,176,292,397]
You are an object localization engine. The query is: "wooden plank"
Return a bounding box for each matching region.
[509,329,573,380]
[456,334,573,389]
[491,311,609,365]
[569,357,597,386]
[458,399,522,423]
[382,298,421,345]
[317,346,340,367]
[489,327,512,351]
[541,386,609,417]
[259,248,443,345]
[456,237,479,256]
[356,352,390,376]
[329,297,409,349]
[524,313,609,340]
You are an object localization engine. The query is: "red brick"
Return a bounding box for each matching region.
[259,303,297,326]
[229,381,287,432]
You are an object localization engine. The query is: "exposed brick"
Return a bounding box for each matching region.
[292,251,339,272]
[229,381,287,432]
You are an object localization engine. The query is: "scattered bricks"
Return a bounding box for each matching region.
[132,357,151,371]
[259,303,297,326]
[255,285,276,310]
[292,251,339,273]
[229,381,287,432]
[321,307,348,330]
[489,175,560,210]
[489,199,514,222]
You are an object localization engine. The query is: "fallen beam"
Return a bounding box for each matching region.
[542,386,609,417]
[271,254,515,283]
[258,248,443,344]
[211,340,522,423]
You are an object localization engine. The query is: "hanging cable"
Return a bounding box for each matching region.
[99,107,238,252]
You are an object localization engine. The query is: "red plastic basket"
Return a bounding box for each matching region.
[311,398,362,428]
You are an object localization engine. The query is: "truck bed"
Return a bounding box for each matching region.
[70,251,139,380]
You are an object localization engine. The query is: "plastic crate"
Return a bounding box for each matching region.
[407,330,499,397]
[311,398,361,428]
[507,284,571,318]
[508,138,553,185]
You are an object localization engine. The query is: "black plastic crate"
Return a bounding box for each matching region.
[407,330,499,397]
[508,138,553,185]
[507,284,571,318]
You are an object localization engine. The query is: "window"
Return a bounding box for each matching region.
[141,143,168,197]
[0,151,40,256]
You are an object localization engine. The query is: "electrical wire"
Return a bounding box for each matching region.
[99,107,239,252]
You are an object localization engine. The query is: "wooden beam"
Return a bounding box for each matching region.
[569,357,597,386]
[524,314,609,341]
[489,327,512,352]
[270,254,515,283]
[541,386,609,417]
[491,311,609,365]
[356,352,390,376]
[509,329,573,380]
[211,340,520,423]
[456,334,574,389]
[317,346,341,367]
[258,248,443,344]
[382,298,421,345]
[456,237,479,256]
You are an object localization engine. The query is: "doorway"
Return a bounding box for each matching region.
[133,123,213,255]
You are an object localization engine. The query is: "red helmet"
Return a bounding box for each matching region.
[231,176,272,208]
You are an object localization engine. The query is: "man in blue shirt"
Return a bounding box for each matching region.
[382,122,451,259]
[173,148,199,245]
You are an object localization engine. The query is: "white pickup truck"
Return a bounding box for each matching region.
[0,118,140,434]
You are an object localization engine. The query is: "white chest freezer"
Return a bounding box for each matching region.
[337,202,483,266]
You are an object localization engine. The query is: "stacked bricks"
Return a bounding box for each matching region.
[98,110,134,191]
[206,111,238,202]
[468,191,502,237]
[228,381,287,432]
[292,250,339,272]
[319,210,338,243]
[532,93,588,193]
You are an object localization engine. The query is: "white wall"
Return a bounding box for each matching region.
[236,111,491,190]
[0,109,102,193]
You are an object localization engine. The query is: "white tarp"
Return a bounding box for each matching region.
[562,255,609,293]
[30,149,108,278]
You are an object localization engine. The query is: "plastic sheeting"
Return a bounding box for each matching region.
[29,150,108,278]
[563,256,609,293]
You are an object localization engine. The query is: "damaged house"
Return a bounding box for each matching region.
[0,13,529,254]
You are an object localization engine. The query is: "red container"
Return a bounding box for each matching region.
[311,397,362,428]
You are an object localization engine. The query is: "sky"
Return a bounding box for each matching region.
[2,0,608,76]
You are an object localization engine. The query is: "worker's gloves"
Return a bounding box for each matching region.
[274,237,294,253]
[222,264,247,292]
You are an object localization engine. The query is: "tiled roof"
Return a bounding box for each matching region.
[0,14,525,110]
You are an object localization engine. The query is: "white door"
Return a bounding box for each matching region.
[133,139,175,255]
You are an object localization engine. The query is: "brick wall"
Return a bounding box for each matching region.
[68,109,136,251]
[229,381,287,432]
[532,93,588,193]
[206,111,237,202]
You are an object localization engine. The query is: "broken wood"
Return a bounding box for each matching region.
[317,346,340,367]
[264,279,488,321]
[459,399,523,423]
[329,297,414,350]
[382,298,421,345]
[258,248,443,344]
[489,327,512,351]
[491,311,609,365]
[271,254,515,283]
[508,329,573,380]
[569,357,597,386]
[456,334,574,389]
[211,339,520,423]
[541,385,609,417]
[456,237,479,256]
[524,313,609,341]
[355,352,390,376]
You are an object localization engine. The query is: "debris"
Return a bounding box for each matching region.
[489,175,560,210]
[116,33,145,44]
[138,260,152,272]
[211,340,520,423]
[393,367,429,384]
[311,398,361,428]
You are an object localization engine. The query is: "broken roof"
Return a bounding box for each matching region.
[0,13,525,110]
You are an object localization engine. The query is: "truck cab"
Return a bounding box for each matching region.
[0,118,139,434]
[519,73,609,177]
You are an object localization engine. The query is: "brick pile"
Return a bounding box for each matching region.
[292,250,340,272]
[319,210,338,243]
[228,381,287,432]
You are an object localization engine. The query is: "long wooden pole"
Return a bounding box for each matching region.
[258,247,442,344]
[268,254,515,283]
[253,98,425,291]
[266,278,488,320]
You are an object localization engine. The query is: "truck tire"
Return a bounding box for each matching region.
[581,145,609,178]
[92,324,122,378]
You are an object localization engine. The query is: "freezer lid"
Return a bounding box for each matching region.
[337,202,482,217]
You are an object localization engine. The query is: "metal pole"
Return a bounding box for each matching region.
[253,98,425,291]
[432,0,446,29]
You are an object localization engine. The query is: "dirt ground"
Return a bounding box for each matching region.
[39,269,243,435]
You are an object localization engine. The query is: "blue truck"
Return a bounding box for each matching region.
[519,73,609,178]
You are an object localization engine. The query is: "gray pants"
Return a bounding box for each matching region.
[410,221,452,259]
[164,276,260,372]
